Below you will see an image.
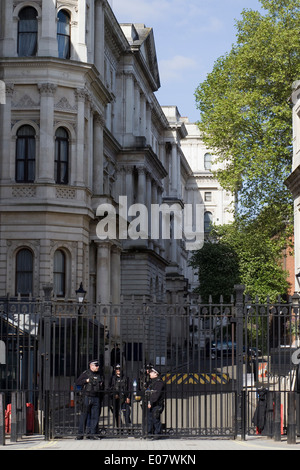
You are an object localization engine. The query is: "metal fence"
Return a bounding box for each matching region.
[0,285,300,443]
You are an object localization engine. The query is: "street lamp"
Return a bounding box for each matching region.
[75,283,87,374]
[292,292,300,309]
[76,282,87,304]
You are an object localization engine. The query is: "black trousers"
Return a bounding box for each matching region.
[78,395,101,436]
[147,405,162,435]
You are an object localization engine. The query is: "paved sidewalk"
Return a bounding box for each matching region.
[1,435,300,451]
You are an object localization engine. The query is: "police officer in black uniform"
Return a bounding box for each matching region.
[110,364,131,429]
[75,360,104,439]
[146,367,165,438]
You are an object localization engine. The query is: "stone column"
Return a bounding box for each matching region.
[106,103,112,132]
[171,142,178,195]
[177,150,182,198]
[159,141,165,168]
[0,83,14,182]
[146,172,152,244]
[110,245,121,348]
[157,185,165,256]
[38,83,56,183]
[171,216,178,265]
[77,0,87,61]
[96,241,111,304]
[125,72,134,139]
[75,89,86,187]
[134,82,140,136]
[125,166,134,208]
[151,179,158,205]
[93,113,105,195]
[111,245,121,304]
[39,0,57,57]
[1,3,15,57]
[137,167,146,206]
[94,0,105,76]
[140,95,147,138]
[152,180,160,253]
[146,103,152,145]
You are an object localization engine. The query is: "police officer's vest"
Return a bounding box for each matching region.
[83,369,103,396]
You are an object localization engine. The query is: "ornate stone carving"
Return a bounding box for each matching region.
[56,187,76,199]
[38,83,57,96]
[12,186,36,198]
[55,97,77,112]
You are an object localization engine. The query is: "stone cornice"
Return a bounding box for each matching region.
[0,57,113,106]
[285,166,300,199]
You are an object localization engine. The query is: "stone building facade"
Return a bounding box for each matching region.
[0,0,233,305]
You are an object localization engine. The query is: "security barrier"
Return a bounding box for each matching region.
[1,286,300,442]
[162,373,230,385]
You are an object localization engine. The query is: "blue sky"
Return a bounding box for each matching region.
[111,0,263,123]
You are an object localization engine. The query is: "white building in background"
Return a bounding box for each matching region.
[180,118,235,291]
[0,0,233,306]
[181,118,235,230]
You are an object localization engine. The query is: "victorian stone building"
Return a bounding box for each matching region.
[0,0,233,305]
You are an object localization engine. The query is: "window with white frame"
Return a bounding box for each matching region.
[204,153,212,171]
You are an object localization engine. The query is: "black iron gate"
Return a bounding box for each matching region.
[1,285,300,441]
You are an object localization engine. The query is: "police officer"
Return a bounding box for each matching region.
[75,360,104,439]
[146,367,165,438]
[140,362,153,436]
[110,364,131,429]
[143,363,153,389]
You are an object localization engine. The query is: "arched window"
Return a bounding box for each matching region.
[16,249,33,296]
[57,10,71,59]
[204,153,212,171]
[18,7,38,57]
[204,212,213,233]
[55,128,69,184]
[54,250,66,297]
[16,125,36,182]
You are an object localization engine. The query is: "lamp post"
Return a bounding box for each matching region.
[76,282,87,306]
[292,291,300,310]
[76,283,87,375]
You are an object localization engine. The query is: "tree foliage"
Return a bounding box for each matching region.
[190,213,291,303]
[192,0,298,300]
[195,0,300,218]
[189,241,240,303]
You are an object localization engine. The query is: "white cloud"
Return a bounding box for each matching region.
[111,0,213,26]
[111,0,171,22]
[159,55,198,83]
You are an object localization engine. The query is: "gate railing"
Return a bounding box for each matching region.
[0,285,300,443]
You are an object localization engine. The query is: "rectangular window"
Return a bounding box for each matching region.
[205,192,212,202]
[18,7,38,57]
[54,250,66,297]
[16,249,33,296]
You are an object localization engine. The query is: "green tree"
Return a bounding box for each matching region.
[189,240,241,303]
[193,0,297,300]
[190,216,291,303]
[210,215,291,302]
[195,0,300,218]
